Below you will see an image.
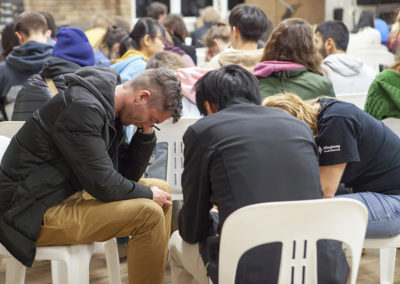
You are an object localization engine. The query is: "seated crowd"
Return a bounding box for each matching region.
[1,3,400,284]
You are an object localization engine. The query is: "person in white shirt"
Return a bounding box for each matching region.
[315,20,377,95]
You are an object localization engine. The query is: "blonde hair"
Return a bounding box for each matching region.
[262,93,320,136]
[202,6,220,24]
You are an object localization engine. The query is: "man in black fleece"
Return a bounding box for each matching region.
[168,65,349,284]
[0,66,182,284]
[0,12,53,120]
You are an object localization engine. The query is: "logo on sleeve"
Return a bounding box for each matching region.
[322,145,341,153]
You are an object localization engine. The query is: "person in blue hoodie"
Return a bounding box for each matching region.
[0,12,53,120]
[111,18,164,83]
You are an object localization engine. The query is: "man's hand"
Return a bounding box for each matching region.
[151,186,172,207]
[141,127,154,134]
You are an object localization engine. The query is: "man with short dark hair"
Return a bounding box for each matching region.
[147,1,168,22]
[205,4,271,72]
[0,66,183,284]
[0,11,53,120]
[315,20,376,94]
[168,65,349,284]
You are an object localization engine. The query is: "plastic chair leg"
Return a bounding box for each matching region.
[5,256,26,284]
[104,239,122,284]
[380,247,396,284]
[51,259,68,284]
[62,245,92,284]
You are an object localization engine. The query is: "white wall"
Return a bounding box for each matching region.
[325,0,376,31]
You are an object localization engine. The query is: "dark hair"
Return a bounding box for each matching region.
[37,10,56,38]
[128,67,183,122]
[147,2,167,20]
[146,50,188,69]
[228,4,269,42]
[261,18,324,76]
[195,64,261,116]
[111,16,131,32]
[352,10,375,33]
[162,14,188,42]
[1,22,20,61]
[99,26,128,57]
[316,21,349,51]
[15,12,48,37]
[129,17,163,50]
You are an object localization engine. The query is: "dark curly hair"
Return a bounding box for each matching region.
[128,67,183,122]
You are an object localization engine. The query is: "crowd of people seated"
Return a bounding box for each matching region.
[1,3,400,284]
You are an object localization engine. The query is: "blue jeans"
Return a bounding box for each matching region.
[336,192,400,238]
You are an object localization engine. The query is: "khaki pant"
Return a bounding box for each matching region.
[37,178,172,284]
[168,230,209,284]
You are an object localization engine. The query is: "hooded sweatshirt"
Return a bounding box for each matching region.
[0,66,154,266]
[0,41,53,108]
[364,69,400,120]
[12,57,82,121]
[204,49,263,73]
[111,49,148,83]
[322,53,377,95]
[255,60,336,100]
[176,67,212,117]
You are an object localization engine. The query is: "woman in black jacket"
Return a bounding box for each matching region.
[162,14,197,65]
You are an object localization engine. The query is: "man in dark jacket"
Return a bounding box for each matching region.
[0,11,53,120]
[168,65,349,284]
[12,27,95,121]
[0,66,182,284]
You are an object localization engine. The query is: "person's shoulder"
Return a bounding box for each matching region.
[320,98,358,119]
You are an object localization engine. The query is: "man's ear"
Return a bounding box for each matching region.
[45,29,52,41]
[15,31,25,45]
[135,90,151,103]
[325,38,336,55]
[204,101,217,115]
[232,26,239,39]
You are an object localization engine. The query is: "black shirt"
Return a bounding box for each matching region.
[180,99,348,283]
[317,98,400,195]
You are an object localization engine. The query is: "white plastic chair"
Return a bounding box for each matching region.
[0,123,121,284]
[0,121,25,138]
[218,199,368,284]
[156,117,198,200]
[196,47,207,67]
[383,118,400,137]
[363,236,400,284]
[336,93,367,110]
[0,240,121,284]
[349,49,395,73]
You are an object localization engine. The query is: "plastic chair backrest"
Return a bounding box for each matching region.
[0,121,24,138]
[218,198,368,284]
[0,136,11,162]
[156,117,198,199]
[350,49,395,73]
[336,93,367,110]
[383,118,400,137]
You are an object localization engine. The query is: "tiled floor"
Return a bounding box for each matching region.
[0,248,398,283]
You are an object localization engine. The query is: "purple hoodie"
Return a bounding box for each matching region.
[254,61,305,77]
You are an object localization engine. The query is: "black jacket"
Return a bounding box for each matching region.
[179,99,349,283]
[0,41,53,120]
[171,35,197,65]
[0,66,155,266]
[190,22,213,48]
[12,57,82,121]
